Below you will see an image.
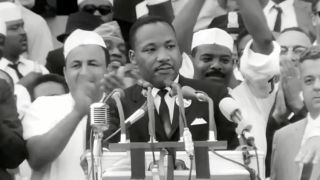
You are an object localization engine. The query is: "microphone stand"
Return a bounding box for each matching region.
[146,87,160,180]
[112,93,126,143]
[91,128,104,180]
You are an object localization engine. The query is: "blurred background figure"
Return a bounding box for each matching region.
[78,0,114,22]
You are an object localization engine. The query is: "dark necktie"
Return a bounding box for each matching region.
[8,62,23,79]
[158,89,171,138]
[273,5,282,32]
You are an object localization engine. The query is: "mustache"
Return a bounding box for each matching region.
[155,63,173,70]
[205,69,226,78]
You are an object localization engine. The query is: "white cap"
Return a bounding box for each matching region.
[0,19,6,36]
[191,28,234,52]
[0,2,22,22]
[64,29,106,58]
[78,0,113,6]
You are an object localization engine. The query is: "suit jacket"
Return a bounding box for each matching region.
[270,118,320,180]
[0,79,27,180]
[45,47,65,76]
[106,76,238,149]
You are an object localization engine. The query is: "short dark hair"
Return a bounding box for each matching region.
[281,27,315,44]
[299,45,320,63]
[129,15,176,49]
[27,74,69,101]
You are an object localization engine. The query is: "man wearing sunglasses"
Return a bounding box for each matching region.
[78,0,113,22]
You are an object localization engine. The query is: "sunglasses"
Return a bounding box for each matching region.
[82,5,113,15]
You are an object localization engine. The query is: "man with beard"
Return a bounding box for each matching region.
[104,15,239,149]
[0,2,48,84]
[191,0,280,155]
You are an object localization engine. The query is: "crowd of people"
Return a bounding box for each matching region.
[0,0,320,179]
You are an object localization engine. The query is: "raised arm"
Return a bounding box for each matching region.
[237,0,274,54]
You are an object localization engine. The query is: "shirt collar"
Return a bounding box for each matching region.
[264,0,294,13]
[1,56,25,65]
[151,74,180,98]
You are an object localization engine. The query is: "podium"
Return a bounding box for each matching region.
[86,141,265,180]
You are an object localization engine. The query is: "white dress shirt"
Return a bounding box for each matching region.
[0,57,49,83]
[151,75,179,124]
[263,0,298,32]
[301,113,320,146]
[22,94,87,180]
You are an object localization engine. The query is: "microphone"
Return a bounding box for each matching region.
[165,80,194,157]
[181,86,216,141]
[125,102,148,126]
[181,86,209,102]
[110,89,126,143]
[103,102,147,142]
[219,97,255,146]
[90,102,109,132]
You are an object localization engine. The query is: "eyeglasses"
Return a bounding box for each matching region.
[82,5,113,15]
[280,46,307,56]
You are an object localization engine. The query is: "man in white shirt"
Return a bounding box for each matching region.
[270,45,320,180]
[0,2,48,84]
[22,29,110,180]
[190,0,280,155]
[263,0,314,35]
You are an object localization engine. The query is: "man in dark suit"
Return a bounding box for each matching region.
[104,16,238,149]
[0,19,26,180]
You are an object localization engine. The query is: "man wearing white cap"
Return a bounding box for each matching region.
[0,2,48,84]
[192,0,281,155]
[78,0,114,22]
[22,29,109,180]
[94,21,128,71]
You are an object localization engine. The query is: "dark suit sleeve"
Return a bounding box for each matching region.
[147,1,174,23]
[103,99,121,145]
[0,79,27,169]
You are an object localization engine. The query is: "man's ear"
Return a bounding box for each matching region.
[129,50,136,65]
[63,67,69,85]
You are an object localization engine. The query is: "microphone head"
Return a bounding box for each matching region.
[218,97,240,122]
[112,88,125,99]
[181,86,197,100]
[90,102,109,131]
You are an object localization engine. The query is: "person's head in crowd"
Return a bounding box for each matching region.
[63,29,110,102]
[277,27,313,65]
[208,13,246,61]
[0,18,5,59]
[0,2,27,63]
[217,0,239,12]
[94,21,128,72]
[298,46,320,118]
[78,0,113,23]
[57,11,103,43]
[128,15,181,89]
[191,28,235,86]
[25,74,69,101]
[236,29,251,59]
[312,0,320,43]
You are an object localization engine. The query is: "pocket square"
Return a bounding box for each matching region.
[191,118,207,126]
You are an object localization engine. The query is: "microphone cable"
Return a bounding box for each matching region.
[188,155,193,180]
[210,149,256,180]
[253,146,262,180]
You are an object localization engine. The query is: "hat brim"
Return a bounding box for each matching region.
[56,33,69,43]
